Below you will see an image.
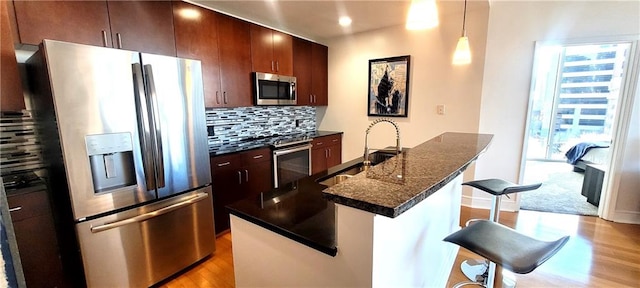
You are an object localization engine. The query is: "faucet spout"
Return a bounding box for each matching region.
[363,118,401,166]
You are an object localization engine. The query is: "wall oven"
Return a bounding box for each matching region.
[254,72,297,106]
[272,139,312,188]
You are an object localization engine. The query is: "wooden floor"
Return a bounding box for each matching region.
[158,206,640,287]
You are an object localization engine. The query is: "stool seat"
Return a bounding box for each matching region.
[462,179,542,196]
[444,220,569,274]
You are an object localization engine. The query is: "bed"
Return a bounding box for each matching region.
[565,142,610,172]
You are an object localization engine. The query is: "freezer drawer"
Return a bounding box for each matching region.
[75,187,215,287]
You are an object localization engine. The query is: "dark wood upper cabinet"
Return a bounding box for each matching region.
[217,13,253,108]
[106,1,176,56]
[173,1,221,108]
[311,43,328,106]
[1,0,25,111]
[293,37,328,106]
[13,1,175,55]
[13,1,111,47]
[251,24,293,76]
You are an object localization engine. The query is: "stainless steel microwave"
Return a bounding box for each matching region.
[253,72,297,106]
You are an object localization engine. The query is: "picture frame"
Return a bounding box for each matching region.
[367,55,410,117]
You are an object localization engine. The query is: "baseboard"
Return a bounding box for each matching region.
[608,210,640,224]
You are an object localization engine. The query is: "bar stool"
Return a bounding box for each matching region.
[460,179,542,283]
[444,219,569,288]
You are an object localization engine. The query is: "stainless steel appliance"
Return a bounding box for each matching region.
[272,136,312,188]
[27,40,215,287]
[253,72,297,105]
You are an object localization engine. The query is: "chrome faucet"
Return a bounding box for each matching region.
[363,118,401,167]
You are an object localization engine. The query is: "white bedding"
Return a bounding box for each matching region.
[580,146,610,164]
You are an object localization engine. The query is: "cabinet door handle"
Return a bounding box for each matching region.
[276,60,279,72]
[101,30,109,47]
[245,169,249,182]
[316,142,323,146]
[237,171,242,184]
[309,95,313,103]
[325,149,328,158]
[328,148,331,158]
[332,139,338,142]
[223,92,228,104]
[215,91,220,104]
[253,155,263,159]
[271,61,275,72]
[116,33,123,49]
[9,206,22,212]
[217,161,230,167]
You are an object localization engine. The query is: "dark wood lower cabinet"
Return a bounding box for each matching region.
[7,188,66,288]
[210,147,272,235]
[311,134,342,174]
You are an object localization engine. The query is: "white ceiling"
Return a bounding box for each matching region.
[190,0,468,43]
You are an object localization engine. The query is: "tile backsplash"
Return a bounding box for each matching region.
[206,106,316,147]
[0,111,44,176]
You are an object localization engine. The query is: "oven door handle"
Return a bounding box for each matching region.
[273,143,313,156]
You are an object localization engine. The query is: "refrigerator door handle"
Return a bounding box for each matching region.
[90,192,209,233]
[132,63,156,190]
[143,64,166,189]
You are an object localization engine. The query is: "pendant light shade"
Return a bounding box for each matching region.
[452,0,471,65]
[406,0,439,30]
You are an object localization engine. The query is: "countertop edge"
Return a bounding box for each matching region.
[227,207,338,257]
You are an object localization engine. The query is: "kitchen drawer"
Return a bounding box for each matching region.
[241,147,271,164]
[210,153,242,171]
[312,134,341,149]
[7,189,51,222]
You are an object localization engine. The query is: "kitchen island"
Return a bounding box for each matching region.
[227,132,493,287]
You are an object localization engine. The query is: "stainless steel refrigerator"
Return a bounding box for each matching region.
[26,40,215,287]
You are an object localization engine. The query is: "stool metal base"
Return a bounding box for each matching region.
[461,259,488,282]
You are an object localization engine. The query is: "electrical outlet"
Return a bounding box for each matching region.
[437,104,446,115]
[295,119,302,127]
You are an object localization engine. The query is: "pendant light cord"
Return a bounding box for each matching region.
[461,0,467,36]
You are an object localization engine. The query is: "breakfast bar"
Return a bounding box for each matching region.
[227,132,493,287]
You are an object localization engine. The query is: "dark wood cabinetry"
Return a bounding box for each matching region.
[173,1,222,108]
[1,0,24,111]
[216,13,253,108]
[293,38,328,106]
[12,1,175,55]
[104,1,176,55]
[250,24,293,76]
[174,2,252,108]
[7,188,66,288]
[210,148,272,234]
[311,134,342,174]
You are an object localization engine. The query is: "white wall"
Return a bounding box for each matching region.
[319,2,490,160]
[319,2,490,191]
[475,1,640,220]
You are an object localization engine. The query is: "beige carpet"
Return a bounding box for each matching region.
[520,161,598,216]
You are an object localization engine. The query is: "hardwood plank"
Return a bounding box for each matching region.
[162,206,640,287]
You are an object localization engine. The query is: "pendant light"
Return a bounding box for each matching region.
[453,0,471,65]
[406,0,439,30]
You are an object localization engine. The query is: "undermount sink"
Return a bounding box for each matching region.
[317,150,399,187]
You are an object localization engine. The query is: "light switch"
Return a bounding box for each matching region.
[437,104,446,115]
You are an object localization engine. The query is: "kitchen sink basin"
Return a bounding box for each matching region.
[317,150,399,187]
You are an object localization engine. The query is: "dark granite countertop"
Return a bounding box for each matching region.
[209,130,343,156]
[227,132,493,256]
[323,132,493,217]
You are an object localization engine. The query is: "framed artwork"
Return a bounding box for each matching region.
[367,55,410,117]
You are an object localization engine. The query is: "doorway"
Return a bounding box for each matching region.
[520,40,636,216]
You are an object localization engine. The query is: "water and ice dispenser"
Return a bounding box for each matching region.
[85,133,136,193]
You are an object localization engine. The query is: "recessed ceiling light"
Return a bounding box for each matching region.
[339,16,352,27]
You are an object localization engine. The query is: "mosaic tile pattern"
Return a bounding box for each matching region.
[0,111,44,176]
[205,106,316,147]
